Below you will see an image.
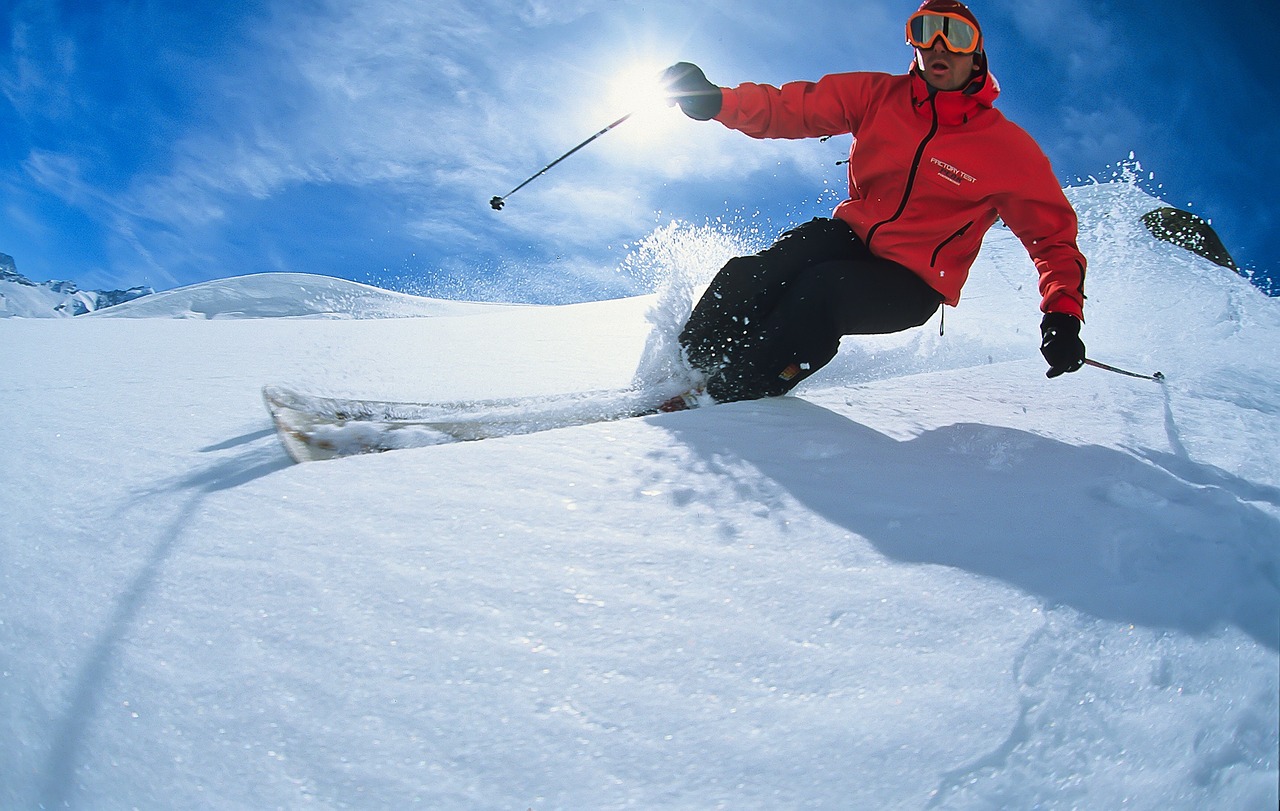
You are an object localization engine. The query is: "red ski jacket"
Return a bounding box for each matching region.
[714,69,1087,319]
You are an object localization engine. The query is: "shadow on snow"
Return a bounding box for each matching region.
[37,432,289,809]
[666,397,1280,651]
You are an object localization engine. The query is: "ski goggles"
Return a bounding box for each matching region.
[906,11,981,54]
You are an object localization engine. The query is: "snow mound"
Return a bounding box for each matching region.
[89,272,515,319]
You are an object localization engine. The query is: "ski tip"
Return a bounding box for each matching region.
[262,384,292,406]
[262,385,314,413]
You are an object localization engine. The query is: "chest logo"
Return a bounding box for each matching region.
[930,157,977,186]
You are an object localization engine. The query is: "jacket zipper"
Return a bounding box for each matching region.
[866,90,939,251]
[931,220,973,267]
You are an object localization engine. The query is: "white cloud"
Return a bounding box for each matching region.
[121,2,501,217]
[45,1,1240,293]
[21,149,90,204]
[0,1,78,118]
[106,0,875,282]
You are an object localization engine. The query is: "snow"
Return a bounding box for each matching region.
[87,272,517,320]
[2,182,1277,809]
[0,276,140,319]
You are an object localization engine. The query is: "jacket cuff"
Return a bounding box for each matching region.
[712,88,736,124]
[1042,296,1084,321]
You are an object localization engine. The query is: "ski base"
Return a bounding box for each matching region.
[263,385,705,463]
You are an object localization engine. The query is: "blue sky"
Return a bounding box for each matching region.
[2,0,1275,301]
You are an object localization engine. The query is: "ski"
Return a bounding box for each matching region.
[263,385,703,463]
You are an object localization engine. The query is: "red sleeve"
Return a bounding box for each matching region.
[714,73,882,140]
[998,149,1088,320]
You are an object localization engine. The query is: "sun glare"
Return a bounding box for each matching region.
[606,64,672,114]
[602,63,682,146]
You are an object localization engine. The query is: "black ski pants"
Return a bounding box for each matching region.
[679,217,944,402]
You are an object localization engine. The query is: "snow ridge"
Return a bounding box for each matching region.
[88,272,514,319]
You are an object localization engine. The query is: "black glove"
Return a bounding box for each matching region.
[1040,312,1085,378]
[661,62,722,121]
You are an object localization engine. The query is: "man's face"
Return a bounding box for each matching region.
[915,39,977,91]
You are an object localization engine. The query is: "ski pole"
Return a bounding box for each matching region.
[490,112,633,210]
[1085,358,1165,382]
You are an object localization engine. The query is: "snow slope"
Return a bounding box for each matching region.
[1,182,1277,810]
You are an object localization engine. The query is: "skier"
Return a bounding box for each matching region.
[661,0,1087,406]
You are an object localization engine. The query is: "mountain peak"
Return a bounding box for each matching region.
[1,252,26,285]
[0,253,154,318]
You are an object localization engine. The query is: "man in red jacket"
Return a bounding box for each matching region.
[662,0,1086,404]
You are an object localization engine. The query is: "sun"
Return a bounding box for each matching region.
[600,62,683,147]
[605,63,673,116]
